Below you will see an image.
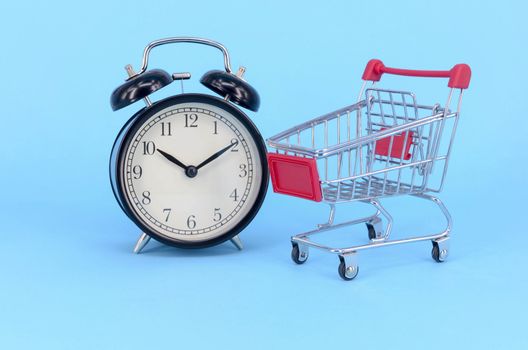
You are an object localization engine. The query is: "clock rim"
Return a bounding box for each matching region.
[111,93,269,249]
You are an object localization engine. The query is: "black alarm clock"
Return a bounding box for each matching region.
[109,37,269,253]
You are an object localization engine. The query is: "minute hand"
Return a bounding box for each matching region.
[196,142,237,170]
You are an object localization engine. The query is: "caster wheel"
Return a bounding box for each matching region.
[291,243,308,264]
[366,223,376,240]
[338,260,359,281]
[431,241,447,262]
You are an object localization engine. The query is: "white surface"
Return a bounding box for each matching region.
[123,102,263,242]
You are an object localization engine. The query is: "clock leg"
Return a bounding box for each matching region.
[230,235,243,251]
[133,232,151,254]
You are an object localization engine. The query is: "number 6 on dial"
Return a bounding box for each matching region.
[109,37,268,253]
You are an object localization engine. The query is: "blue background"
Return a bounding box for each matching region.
[1,0,527,349]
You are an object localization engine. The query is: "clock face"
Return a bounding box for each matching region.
[116,94,268,247]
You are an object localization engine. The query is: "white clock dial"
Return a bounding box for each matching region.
[120,100,264,243]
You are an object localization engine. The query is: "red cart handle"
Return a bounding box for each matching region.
[362,59,471,89]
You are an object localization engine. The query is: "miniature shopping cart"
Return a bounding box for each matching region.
[267,59,471,280]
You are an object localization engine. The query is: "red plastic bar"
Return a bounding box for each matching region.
[362,59,471,89]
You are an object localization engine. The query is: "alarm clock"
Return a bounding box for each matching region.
[109,37,269,253]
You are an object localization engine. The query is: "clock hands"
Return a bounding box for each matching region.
[158,148,198,178]
[157,149,188,170]
[196,141,237,170]
[157,140,238,178]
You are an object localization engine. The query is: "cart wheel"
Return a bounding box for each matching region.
[431,241,447,263]
[291,243,308,264]
[366,217,383,241]
[338,260,359,281]
[366,223,377,240]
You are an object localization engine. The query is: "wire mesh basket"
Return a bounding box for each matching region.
[267,59,471,280]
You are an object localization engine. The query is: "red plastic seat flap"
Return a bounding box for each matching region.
[375,130,414,160]
[267,153,322,202]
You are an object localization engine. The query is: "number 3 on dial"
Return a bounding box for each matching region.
[111,94,269,248]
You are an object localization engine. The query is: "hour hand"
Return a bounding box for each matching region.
[157,149,188,170]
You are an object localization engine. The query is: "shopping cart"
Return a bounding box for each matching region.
[267,59,471,280]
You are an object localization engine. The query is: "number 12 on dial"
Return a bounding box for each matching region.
[110,37,267,253]
[111,94,268,250]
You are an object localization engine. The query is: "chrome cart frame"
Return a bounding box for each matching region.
[267,59,471,280]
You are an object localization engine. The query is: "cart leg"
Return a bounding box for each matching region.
[412,194,452,262]
[338,252,359,281]
[412,194,452,235]
[317,203,336,228]
[368,199,393,241]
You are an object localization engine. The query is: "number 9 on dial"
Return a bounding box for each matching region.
[109,38,269,252]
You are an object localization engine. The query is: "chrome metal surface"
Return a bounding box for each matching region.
[143,96,152,107]
[132,37,232,78]
[172,72,192,80]
[230,235,243,250]
[125,64,136,77]
[290,194,451,255]
[124,64,153,107]
[366,216,384,240]
[268,76,465,277]
[369,199,393,240]
[339,253,358,279]
[317,204,336,228]
[172,72,190,94]
[433,236,450,261]
[236,66,246,78]
[133,232,151,254]
[296,243,309,262]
